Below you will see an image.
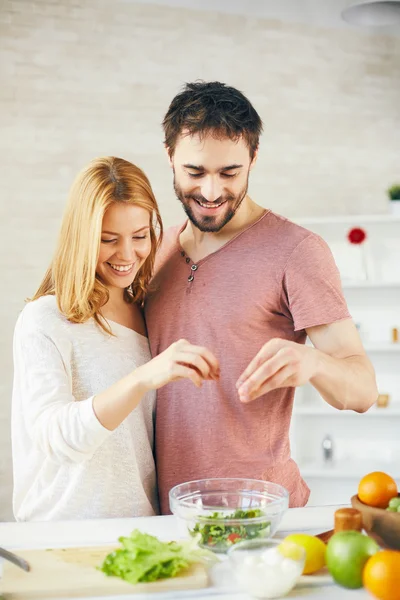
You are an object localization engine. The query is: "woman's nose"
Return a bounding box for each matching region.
[116,238,136,262]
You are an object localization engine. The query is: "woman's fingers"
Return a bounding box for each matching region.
[172,340,220,379]
[183,344,220,378]
[171,363,203,388]
[173,352,215,380]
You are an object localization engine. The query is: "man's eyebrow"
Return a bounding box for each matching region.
[183,164,204,170]
[102,226,150,235]
[221,164,243,171]
[183,164,243,171]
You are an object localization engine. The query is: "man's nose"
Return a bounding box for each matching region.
[200,177,222,203]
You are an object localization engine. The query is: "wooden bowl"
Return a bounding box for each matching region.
[351,494,400,549]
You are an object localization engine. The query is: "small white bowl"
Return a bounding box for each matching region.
[228,538,305,599]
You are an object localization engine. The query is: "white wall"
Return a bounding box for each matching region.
[1,0,399,519]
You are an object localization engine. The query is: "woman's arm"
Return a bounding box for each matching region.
[14,311,219,464]
[14,319,108,465]
[93,339,220,430]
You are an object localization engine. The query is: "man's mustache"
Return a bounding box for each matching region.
[183,193,234,204]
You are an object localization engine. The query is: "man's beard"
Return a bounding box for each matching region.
[173,174,249,233]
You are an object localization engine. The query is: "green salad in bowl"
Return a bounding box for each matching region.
[169,478,289,553]
[190,508,271,552]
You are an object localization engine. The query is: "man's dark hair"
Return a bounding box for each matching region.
[163,81,263,159]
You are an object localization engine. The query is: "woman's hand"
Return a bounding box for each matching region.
[135,339,220,392]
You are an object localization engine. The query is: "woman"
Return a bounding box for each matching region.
[12,157,219,521]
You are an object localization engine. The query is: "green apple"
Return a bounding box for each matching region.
[326,531,379,589]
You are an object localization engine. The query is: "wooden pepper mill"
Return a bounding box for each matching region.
[317,507,363,543]
[334,508,363,533]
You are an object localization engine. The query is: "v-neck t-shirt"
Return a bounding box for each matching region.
[145,210,351,514]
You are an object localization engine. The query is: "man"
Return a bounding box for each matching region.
[145,81,378,514]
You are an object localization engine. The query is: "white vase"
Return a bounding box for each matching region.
[390,201,400,216]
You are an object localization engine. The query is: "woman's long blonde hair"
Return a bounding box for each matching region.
[31,157,163,333]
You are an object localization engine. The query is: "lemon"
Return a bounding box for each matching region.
[277,539,305,562]
[282,534,326,574]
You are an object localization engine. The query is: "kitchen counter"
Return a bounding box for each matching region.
[0,505,372,599]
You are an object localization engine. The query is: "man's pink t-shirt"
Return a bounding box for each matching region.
[145,210,351,514]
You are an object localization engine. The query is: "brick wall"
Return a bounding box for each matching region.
[1,0,399,519]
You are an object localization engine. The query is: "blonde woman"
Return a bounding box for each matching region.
[12,157,219,521]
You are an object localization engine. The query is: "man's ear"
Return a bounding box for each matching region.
[165,145,173,167]
[249,148,259,170]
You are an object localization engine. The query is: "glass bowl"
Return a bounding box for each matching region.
[169,478,289,553]
[228,538,305,599]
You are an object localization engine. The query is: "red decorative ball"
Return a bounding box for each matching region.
[347,227,367,245]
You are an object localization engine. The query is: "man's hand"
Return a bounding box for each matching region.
[235,320,377,412]
[236,338,320,403]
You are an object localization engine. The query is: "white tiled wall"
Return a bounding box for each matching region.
[1,0,399,519]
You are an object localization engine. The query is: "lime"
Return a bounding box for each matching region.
[326,531,379,589]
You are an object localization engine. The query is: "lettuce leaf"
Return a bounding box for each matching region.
[100,529,217,584]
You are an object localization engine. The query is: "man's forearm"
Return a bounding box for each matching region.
[310,350,378,413]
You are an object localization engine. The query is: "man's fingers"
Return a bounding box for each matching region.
[236,339,286,388]
[236,353,264,389]
[240,364,297,403]
[237,349,290,400]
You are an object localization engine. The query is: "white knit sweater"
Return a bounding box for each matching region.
[12,295,158,521]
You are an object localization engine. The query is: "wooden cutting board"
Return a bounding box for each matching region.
[0,545,209,599]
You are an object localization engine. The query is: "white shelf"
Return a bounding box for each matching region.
[364,344,400,352]
[293,214,400,226]
[293,406,400,417]
[300,461,400,479]
[342,280,400,289]
[304,343,400,352]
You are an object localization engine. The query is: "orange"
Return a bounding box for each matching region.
[358,472,398,509]
[363,550,400,600]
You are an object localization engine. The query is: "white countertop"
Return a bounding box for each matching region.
[0,505,371,600]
